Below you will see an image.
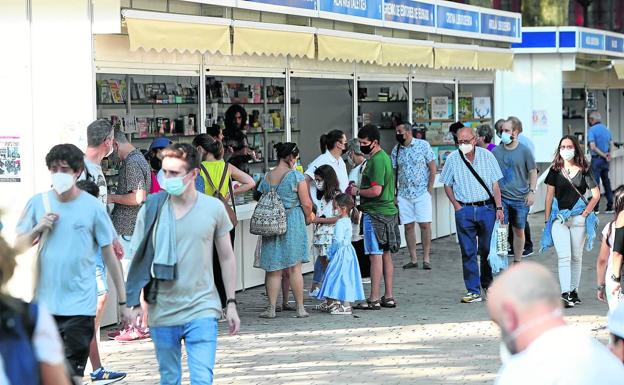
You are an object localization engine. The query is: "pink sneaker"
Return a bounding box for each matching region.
[106,328,123,340]
[114,326,150,343]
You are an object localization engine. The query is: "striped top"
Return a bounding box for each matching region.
[439,147,503,203]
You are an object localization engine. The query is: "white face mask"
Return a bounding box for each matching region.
[560,148,575,161]
[333,208,341,217]
[105,141,114,158]
[459,143,474,155]
[51,172,75,194]
[315,181,324,191]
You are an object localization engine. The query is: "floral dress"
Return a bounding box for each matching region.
[312,196,336,258]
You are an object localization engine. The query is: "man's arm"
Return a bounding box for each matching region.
[109,189,147,206]
[215,234,240,335]
[427,160,437,194]
[525,169,538,206]
[444,185,461,211]
[15,213,57,253]
[492,181,504,222]
[102,244,131,323]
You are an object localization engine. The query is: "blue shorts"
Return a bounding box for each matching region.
[95,251,108,296]
[362,214,389,255]
[502,198,530,230]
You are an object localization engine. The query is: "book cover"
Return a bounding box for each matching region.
[413,98,428,120]
[431,96,449,120]
[97,80,112,104]
[109,81,123,104]
[458,95,473,121]
[473,97,492,119]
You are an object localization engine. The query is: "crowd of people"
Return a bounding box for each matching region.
[1,104,624,384]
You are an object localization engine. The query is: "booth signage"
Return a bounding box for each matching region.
[436,5,479,33]
[383,0,435,28]
[480,12,518,38]
[580,31,605,50]
[319,0,383,20]
[606,35,624,53]
[242,0,317,9]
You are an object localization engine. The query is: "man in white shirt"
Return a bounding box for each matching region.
[488,262,624,384]
[305,130,349,199]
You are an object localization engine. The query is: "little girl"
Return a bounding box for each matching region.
[317,193,365,315]
[309,165,341,298]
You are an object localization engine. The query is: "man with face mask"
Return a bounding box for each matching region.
[15,144,131,383]
[440,127,504,303]
[492,119,537,264]
[391,123,437,270]
[124,143,240,383]
[488,262,624,384]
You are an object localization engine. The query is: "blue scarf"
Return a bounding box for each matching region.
[152,198,178,280]
[540,198,598,253]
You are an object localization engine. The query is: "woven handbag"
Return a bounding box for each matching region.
[250,171,293,236]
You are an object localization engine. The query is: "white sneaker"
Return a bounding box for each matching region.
[361,277,371,284]
[308,288,320,297]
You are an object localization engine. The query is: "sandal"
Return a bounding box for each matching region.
[295,304,310,318]
[380,296,397,308]
[314,302,331,312]
[259,305,277,319]
[281,302,296,311]
[402,261,418,269]
[423,262,432,270]
[354,298,381,310]
[331,305,353,315]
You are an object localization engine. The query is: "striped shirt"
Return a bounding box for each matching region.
[440,147,503,203]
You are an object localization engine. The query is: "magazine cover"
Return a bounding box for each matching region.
[458,95,473,121]
[431,96,449,120]
[413,98,428,120]
[473,97,492,119]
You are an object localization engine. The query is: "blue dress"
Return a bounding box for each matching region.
[317,217,365,302]
[257,171,309,272]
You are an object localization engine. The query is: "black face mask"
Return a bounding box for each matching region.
[360,143,373,155]
[396,133,406,144]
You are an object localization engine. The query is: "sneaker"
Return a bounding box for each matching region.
[106,328,122,340]
[90,367,126,384]
[308,288,320,298]
[522,249,534,257]
[461,292,482,303]
[561,292,575,308]
[114,326,150,342]
[605,207,615,214]
[570,290,582,305]
[361,277,371,284]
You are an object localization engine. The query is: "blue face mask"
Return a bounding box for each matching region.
[163,173,190,196]
[500,132,513,145]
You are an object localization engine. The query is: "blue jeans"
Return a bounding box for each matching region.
[591,156,613,208]
[312,257,326,284]
[502,198,530,230]
[362,214,385,255]
[151,317,218,385]
[455,204,496,295]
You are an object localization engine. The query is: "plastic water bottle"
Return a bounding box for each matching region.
[496,226,509,256]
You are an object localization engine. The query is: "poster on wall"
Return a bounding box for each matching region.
[431,96,449,120]
[532,110,548,136]
[0,136,21,183]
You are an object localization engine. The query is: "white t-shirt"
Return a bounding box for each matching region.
[305,151,349,198]
[80,158,108,207]
[495,326,624,385]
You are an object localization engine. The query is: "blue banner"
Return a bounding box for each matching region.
[383,0,435,28]
[480,13,518,38]
[242,0,317,9]
[606,35,624,53]
[319,0,383,20]
[580,31,605,50]
[436,5,479,33]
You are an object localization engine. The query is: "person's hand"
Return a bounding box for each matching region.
[525,191,535,207]
[226,304,240,336]
[606,153,612,162]
[34,213,58,235]
[613,283,621,296]
[453,203,462,212]
[113,238,124,260]
[349,186,359,197]
[496,209,505,223]
[597,286,606,302]
[119,305,136,327]
[428,187,433,195]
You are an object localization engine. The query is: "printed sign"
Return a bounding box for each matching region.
[532,110,548,137]
[383,0,435,28]
[0,136,21,183]
[242,0,317,9]
[319,0,383,20]
[480,13,518,38]
[606,35,624,53]
[580,31,605,50]
[436,5,479,33]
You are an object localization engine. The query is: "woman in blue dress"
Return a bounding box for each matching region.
[256,142,315,319]
[317,193,365,315]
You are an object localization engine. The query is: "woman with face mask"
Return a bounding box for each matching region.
[542,135,600,308]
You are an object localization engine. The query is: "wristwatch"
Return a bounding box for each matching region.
[611,274,621,282]
[529,189,535,194]
[597,284,606,291]
[496,207,503,211]
[226,298,237,307]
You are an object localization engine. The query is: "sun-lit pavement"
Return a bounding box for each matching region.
[95,213,613,384]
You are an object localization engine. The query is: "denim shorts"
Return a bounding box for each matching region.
[502,198,530,230]
[95,252,108,296]
[362,214,389,255]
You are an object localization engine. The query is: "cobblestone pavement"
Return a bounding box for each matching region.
[95,214,613,384]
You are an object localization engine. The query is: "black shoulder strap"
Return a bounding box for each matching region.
[394,146,400,197]
[458,150,495,202]
[561,169,589,205]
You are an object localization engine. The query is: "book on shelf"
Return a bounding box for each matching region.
[473,97,492,119]
[97,80,113,104]
[458,94,473,121]
[413,98,428,120]
[109,80,124,104]
[431,96,449,120]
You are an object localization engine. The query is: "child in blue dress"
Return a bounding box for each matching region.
[317,193,365,315]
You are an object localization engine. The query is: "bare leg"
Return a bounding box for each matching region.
[382,251,394,299]
[369,254,383,301]
[260,271,281,318]
[281,270,291,306]
[88,293,108,371]
[419,222,432,263]
[288,263,308,317]
[513,226,525,263]
[404,222,418,263]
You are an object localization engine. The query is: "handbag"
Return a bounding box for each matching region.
[250,171,292,236]
[32,192,52,297]
[201,162,238,228]
[458,150,496,203]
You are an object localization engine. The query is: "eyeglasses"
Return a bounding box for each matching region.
[458,137,475,145]
[559,145,575,150]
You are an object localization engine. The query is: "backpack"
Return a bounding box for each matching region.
[0,297,40,385]
[250,171,292,237]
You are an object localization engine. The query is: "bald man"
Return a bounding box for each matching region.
[488,262,624,384]
[440,127,504,303]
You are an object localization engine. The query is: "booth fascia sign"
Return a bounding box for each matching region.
[188,0,521,44]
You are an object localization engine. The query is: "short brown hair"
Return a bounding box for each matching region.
[507,116,523,133]
[161,143,200,172]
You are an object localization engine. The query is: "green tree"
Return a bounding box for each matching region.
[522,0,569,26]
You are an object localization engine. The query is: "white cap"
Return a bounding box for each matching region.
[608,303,624,338]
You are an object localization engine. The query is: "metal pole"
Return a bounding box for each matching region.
[407,68,413,124]
[285,65,292,142]
[353,63,358,138]
[454,79,459,122]
[199,57,207,134]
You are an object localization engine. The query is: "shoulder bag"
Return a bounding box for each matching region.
[560,168,589,205]
[250,171,292,236]
[458,150,496,203]
[32,192,52,297]
[201,162,238,228]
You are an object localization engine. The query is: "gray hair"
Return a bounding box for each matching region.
[346,138,363,156]
[87,119,113,147]
[589,111,602,122]
[113,128,129,144]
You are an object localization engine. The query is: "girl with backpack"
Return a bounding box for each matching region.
[253,143,314,319]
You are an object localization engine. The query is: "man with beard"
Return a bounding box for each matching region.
[487,262,624,384]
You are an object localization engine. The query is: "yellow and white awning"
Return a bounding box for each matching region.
[478,47,514,71]
[381,38,433,68]
[434,44,479,70]
[317,30,382,65]
[232,21,315,59]
[614,60,624,80]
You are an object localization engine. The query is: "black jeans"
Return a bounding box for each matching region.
[53,315,95,377]
[352,239,370,278]
[212,228,236,308]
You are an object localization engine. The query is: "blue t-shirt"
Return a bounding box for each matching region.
[588,123,612,155]
[16,191,114,316]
